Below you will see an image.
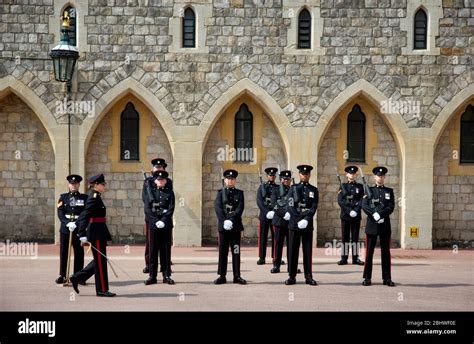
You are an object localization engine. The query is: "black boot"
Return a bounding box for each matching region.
[97,291,116,297]
[144,276,157,285]
[55,276,65,284]
[143,266,149,274]
[163,276,175,285]
[270,266,280,273]
[383,279,395,287]
[285,277,296,285]
[257,258,265,265]
[362,279,371,286]
[233,276,247,285]
[337,259,348,265]
[352,258,364,265]
[69,276,80,294]
[305,278,318,286]
[214,276,227,285]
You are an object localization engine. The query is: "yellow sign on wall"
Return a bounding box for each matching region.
[410,227,419,238]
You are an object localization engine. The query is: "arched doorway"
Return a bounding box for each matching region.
[0,93,55,240]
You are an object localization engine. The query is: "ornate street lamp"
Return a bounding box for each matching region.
[49,14,79,175]
[50,14,79,91]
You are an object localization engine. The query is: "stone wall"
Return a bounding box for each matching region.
[433,118,474,247]
[317,111,400,246]
[1,1,471,128]
[0,93,55,241]
[85,109,173,243]
[202,113,286,244]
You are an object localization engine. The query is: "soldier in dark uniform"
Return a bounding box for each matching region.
[256,167,279,265]
[70,174,116,297]
[269,170,292,273]
[142,158,173,274]
[285,165,318,286]
[337,166,365,266]
[55,174,88,284]
[144,170,175,285]
[214,169,247,285]
[361,166,396,287]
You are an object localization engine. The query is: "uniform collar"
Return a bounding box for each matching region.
[301,182,309,186]
[375,184,384,188]
[69,191,78,195]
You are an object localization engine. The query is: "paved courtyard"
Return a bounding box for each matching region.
[0,245,472,312]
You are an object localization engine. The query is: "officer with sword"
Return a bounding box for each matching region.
[70,174,116,297]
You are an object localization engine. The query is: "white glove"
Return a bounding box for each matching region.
[156,221,165,229]
[349,210,357,218]
[266,211,275,220]
[377,218,385,224]
[79,237,87,243]
[283,212,291,221]
[66,222,77,231]
[373,212,381,221]
[223,220,233,230]
[297,219,308,229]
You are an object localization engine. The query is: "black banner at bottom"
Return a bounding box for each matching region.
[0,311,472,343]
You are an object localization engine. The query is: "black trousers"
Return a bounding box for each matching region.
[59,232,84,277]
[73,239,109,294]
[340,219,361,261]
[273,225,288,268]
[288,229,313,279]
[217,231,241,278]
[149,228,172,277]
[144,221,150,268]
[258,219,275,260]
[363,232,392,280]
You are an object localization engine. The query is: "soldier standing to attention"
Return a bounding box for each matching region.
[214,169,247,285]
[256,167,279,265]
[269,170,292,274]
[144,170,175,285]
[361,166,396,287]
[142,158,173,274]
[285,165,318,286]
[336,166,365,266]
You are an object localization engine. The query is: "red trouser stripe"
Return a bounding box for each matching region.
[257,222,260,252]
[96,240,106,292]
[273,226,277,263]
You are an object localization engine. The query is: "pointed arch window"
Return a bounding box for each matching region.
[460,105,474,164]
[414,8,427,50]
[234,104,253,162]
[120,102,139,161]
[347,105,366,163]
[182,8,196,48]
[298,8,311,49]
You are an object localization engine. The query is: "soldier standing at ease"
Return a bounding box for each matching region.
[269,170,292,273]
[214,169,247,285]
[361,166,396,287]
[285,165,318,286]
[337,166,365,266]
[256,167,279,265]
[55,174,88,284]
[144,170,175,285]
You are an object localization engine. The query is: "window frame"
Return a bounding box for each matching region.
[297,8,311,50]
[460,105,474,164]
[234,103,254,163]
[413,8,428,50]
[346,104,366,163]
[120,102,140,162]
[182,7,196,48]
